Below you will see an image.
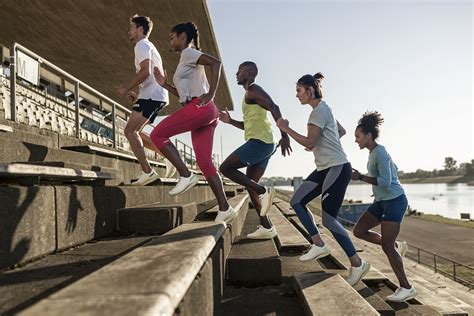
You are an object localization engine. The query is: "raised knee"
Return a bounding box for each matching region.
[219,163,228,175]
[353,227,364,239]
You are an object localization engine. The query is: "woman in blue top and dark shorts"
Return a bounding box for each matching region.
[352,111,416,302]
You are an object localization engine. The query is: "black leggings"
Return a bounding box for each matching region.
[290,163,356,257]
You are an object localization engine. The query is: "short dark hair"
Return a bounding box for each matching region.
[171,21,200,50]
[297,72,325,99]
[240,61,258,77]
[357,111,384,140]
[130,15,153,36]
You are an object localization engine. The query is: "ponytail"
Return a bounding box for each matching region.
[171,21,201,51]
[297,72,325,99]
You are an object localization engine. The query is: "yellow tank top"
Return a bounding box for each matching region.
[242,97,274,144]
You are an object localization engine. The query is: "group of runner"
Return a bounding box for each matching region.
[115,15,416,303]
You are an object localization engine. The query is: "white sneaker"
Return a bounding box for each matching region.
[214,207,237,223]
[247,225,277,239]
[131,169,160,186]
[259,186,275,216]
[299,244,331,262]
[346,259,371,286]
[169,173,199,196]
[386,286,417,302]
[164,159,177,178]
[396,240,408,257]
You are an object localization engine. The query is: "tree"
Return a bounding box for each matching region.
[444,157,457,172]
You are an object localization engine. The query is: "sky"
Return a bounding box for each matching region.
[161,0,473,178]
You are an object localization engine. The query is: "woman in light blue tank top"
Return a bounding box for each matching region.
[351,111,416,302]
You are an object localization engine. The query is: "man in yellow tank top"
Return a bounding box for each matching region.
[218,61,292,239]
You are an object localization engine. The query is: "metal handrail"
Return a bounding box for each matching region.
[9,42,131,149]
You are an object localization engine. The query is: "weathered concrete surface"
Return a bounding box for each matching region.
[294,273,379,316]
[0,186,55,269]
[116,202,197,235]
[274,198,296,216]
[55,185,217,250]
[20,221,227,316]
[268,205,310,250]
[0,236,153,315]
[226,210,282,285]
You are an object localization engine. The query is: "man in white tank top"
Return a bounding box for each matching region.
[115,15,175,185]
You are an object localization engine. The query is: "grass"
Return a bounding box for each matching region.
[410,214,474,229]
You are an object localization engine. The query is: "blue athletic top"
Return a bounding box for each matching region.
[367,144,405,201]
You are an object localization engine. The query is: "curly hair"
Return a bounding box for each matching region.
[357,111,384,140]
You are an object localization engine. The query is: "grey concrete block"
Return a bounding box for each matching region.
[20,222,227,316]
[54,185,218,250]
[0,186,55,269]
[226,210,282,285]
[116,202,197,235]
[268,205,310,250]
[294,273,379,316]
[274,199,296,216]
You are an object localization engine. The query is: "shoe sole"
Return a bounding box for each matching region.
[246,232,277,240]
[216,210,238,223]
[349,262,371,286]
[260,189,275,216]
[299,249,331,262]
[131,174,160,186]
[386,292,417,302]
[169,176,199,196]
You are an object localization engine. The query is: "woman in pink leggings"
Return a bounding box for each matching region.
[151,21,236,221]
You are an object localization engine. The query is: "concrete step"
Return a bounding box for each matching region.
[365,279,442,315]
[17,192,251,316]
[19,221,228,316]
[268,205,310,251]
[226,210,282,286]
[274,198,296,216]
[0,184,218,270]
[116,202,197,235]
[353,281,395,315]
[294,272,379,316]
[0,235,154,315]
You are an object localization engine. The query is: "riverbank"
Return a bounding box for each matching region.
[399,175,474,184]
[410,214,474,229]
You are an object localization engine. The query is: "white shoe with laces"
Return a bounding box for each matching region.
[396,240,408,257]
[164,159,177,178]
[346,259,371,286]
[169,173,199,196]
[299,244,331,262]
[214,207,237,223]
[131,169,160,186]
[259,186,275,216]
[386,286,417,302]
[247,225,277,239]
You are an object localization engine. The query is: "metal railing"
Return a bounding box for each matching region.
[175,139,196,169]
[336,216,474,288]
[406,245,473,289]
[9,42,132,149]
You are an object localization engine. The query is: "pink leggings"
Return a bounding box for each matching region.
[150,98,219,178]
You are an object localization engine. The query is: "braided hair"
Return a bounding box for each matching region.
[297,72,324,99]
[357,111,384,140]
[171,21,200,51]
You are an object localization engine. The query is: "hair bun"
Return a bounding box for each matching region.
[313,72,325,81]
